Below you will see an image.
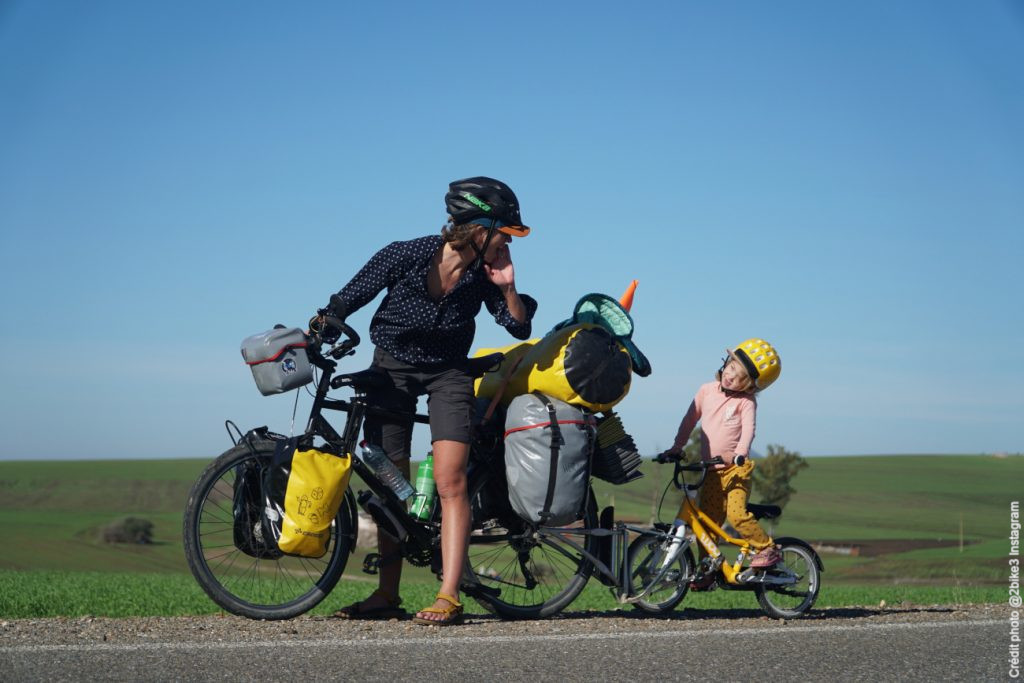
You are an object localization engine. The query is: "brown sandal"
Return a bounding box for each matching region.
[333,591,406,620]
[412,592,464,626]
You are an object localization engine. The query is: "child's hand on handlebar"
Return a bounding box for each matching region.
[715,452,747,468]
[654,449,681,464]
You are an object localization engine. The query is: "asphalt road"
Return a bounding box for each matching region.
[0,605,1013,682]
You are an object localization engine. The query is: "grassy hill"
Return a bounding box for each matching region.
[1,454,1017,587]
[0,454,1017,618]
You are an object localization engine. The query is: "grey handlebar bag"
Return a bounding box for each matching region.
[241,327,314,396]
[504,392,596,526]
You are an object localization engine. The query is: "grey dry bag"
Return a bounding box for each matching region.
[241,326,314,396]
[504,392,596,526]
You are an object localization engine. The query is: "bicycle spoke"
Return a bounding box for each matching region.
[184,441,355,618]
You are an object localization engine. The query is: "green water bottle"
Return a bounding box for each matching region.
[410,454,436,520]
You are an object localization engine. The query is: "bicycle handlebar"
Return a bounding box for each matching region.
[308,312,361,360]
[658,454,746,491]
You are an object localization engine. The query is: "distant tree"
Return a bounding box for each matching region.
[751,444,808,510]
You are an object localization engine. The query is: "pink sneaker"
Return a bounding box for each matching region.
[750,546,781,568]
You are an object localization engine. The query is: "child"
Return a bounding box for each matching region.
[661,338,782,571]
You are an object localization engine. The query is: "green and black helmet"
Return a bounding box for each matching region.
[444,177,531,236]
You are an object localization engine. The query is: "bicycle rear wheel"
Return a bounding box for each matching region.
[754,540,821,619]
[462,475,598,620]
[626,533,695,614]
[182,437,357,620]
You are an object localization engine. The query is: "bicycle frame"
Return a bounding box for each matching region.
[300,336,595,580]
[299,345,446,563]
[675,492,772,586]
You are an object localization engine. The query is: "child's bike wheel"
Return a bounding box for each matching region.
[626,534,695,614]
[182,438,357,620]
[754,540,822,619]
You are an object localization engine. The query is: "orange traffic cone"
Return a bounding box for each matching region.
[619,280,638,312]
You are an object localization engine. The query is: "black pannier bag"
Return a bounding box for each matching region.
[232,457,284,559]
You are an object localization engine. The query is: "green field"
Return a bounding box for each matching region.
[0,454,1019,618]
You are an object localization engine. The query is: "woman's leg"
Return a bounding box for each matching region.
[415,438,470,620]
[414,360,474,621]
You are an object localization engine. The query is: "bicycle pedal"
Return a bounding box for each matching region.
[689,573,718,592]
[362,552,381,575]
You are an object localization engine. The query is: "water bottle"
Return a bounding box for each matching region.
[661,518,688,569]
[359,441,415,501]
[409,454,436,520]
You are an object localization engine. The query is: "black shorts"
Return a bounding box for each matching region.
[363,347,475,462]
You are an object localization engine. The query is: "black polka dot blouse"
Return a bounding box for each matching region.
[330,235,537,365]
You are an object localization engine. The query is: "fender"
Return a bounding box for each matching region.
[774,536,825,572]
[341,489,358,555]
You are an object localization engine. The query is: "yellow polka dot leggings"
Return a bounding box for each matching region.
[698,459,771,546]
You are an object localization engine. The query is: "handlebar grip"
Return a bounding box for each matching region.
[734,455,747,466]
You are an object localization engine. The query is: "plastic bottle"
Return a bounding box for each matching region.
[409,454,436,520]
[359,441,415,501]
[661,518,688,569]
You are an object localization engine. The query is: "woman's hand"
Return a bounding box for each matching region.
[483,244,515,290]
[483,242,527,323]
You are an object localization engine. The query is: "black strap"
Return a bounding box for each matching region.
[535,392,563,523]
[271,436,299,468]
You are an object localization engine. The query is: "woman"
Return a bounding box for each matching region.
[323,176,537,625]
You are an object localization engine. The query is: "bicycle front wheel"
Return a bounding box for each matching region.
[182,437,357,620]
[754,540,821,619]
[463,476,598,620]
[626,533,695,614]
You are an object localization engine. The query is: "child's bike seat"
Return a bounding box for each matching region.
[746,503,782,520]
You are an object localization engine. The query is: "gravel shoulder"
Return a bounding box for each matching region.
[0,602,1007,647]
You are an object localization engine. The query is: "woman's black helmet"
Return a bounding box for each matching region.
[445,176,531,236]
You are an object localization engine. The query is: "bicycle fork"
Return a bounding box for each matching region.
[623,524,693,604]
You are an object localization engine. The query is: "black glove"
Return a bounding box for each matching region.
[654,450,680,464]
[326,293,348,320]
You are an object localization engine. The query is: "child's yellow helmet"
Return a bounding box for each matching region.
[731,338,781,390]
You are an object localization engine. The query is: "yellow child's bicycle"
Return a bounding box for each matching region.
[629,453,823,619]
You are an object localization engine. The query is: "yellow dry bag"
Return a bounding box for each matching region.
[474,323,633,413]
[275,447,352,558]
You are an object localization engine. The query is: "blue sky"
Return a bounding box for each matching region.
[1,1,1021,460]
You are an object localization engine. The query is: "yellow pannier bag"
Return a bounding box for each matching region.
[474,323,633,413]
[277,448,352,558]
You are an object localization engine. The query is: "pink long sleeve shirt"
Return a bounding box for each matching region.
[671,381,757,463]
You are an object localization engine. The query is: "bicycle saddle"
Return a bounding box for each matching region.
[747,503,782,520]
[466,352,505,378]
[330,367,391,392]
